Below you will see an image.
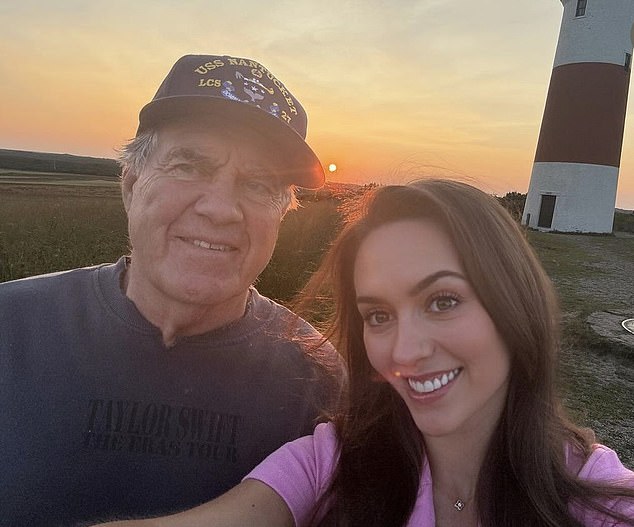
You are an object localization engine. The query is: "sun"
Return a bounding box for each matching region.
[328,163,337,173]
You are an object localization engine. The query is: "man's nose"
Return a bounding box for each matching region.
[193,174,244,223]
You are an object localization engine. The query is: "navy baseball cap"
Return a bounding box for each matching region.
[137,54,325,189]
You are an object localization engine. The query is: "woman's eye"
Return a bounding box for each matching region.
[429,296,459,312]
[364,310,392,327]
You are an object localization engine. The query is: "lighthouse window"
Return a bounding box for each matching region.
[575,0,586,17]
[626,53,632,72]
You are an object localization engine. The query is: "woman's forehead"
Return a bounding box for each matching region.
[353,219,463,291]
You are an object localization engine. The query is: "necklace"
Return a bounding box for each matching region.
[453,498,466,511]
[437,484,474,512]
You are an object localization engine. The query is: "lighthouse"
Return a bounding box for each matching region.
[523,0,634,233]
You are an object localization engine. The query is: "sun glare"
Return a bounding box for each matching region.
[328,163,337,173]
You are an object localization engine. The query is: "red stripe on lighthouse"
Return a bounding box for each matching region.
[534,62,630,167]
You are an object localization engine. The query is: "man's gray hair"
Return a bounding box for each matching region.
[119,130,298,212]
[119,130,158,180]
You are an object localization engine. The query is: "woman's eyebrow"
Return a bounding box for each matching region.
[355,270,466,305]
[408,270,465,297]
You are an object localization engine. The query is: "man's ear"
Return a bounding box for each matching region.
[121,168,138,212]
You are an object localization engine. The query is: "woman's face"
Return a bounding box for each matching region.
[353,219,511,442]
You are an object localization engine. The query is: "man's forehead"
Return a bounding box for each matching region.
[156,144,286,183]
[157,122,287,165]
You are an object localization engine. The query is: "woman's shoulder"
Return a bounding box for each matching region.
[243,423,339,527]
[278,422,339,465]
[246,422,339,480]
[578,444,634,484]
[571,444,634,525]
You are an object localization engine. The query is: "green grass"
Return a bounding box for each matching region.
[0,184,128,282]
[614,210,634,233]
[528,230,634,466]
[257,198,342,302]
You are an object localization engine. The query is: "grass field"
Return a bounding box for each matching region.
[528,230,634,466]
[1,180,633,466]
[0,170,119,187]
[0,183,127,282]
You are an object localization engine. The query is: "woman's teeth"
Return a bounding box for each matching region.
[407,368,461,394]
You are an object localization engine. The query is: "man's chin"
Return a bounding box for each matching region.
[167,279,248,308]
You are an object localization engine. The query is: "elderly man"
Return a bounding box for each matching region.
[0,55,341,526]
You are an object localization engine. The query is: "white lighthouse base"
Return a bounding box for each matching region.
[522,162,618,233]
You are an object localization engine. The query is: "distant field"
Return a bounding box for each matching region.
[0,183,128,281]
[0,148,119,177]
[0,171,119,188]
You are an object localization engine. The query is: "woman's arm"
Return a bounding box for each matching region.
[95,422,339,527]
[93,479,294,527]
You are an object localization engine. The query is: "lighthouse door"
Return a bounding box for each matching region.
[537,194,556,228]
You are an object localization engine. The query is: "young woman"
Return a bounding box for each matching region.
[97,180,634,526]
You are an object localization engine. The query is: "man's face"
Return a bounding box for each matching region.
[123,118,289,312]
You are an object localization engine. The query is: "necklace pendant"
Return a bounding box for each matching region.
[453,499,466,511]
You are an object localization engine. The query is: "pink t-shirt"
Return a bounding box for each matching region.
[245,422,634,527]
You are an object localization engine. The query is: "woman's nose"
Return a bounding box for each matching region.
[391,318,435,367]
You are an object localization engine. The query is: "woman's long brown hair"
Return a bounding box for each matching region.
[297,180,634,526]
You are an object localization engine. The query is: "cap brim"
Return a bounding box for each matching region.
[137,96,325,189]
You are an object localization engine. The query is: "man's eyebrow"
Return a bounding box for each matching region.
[356,270,466,305]
[160,148,284,184]
[162,147,208,163]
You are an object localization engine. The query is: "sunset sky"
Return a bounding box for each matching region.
[3,0,634,209]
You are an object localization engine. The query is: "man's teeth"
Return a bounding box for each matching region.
[407,368,461,394]
[192,239,231,251]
